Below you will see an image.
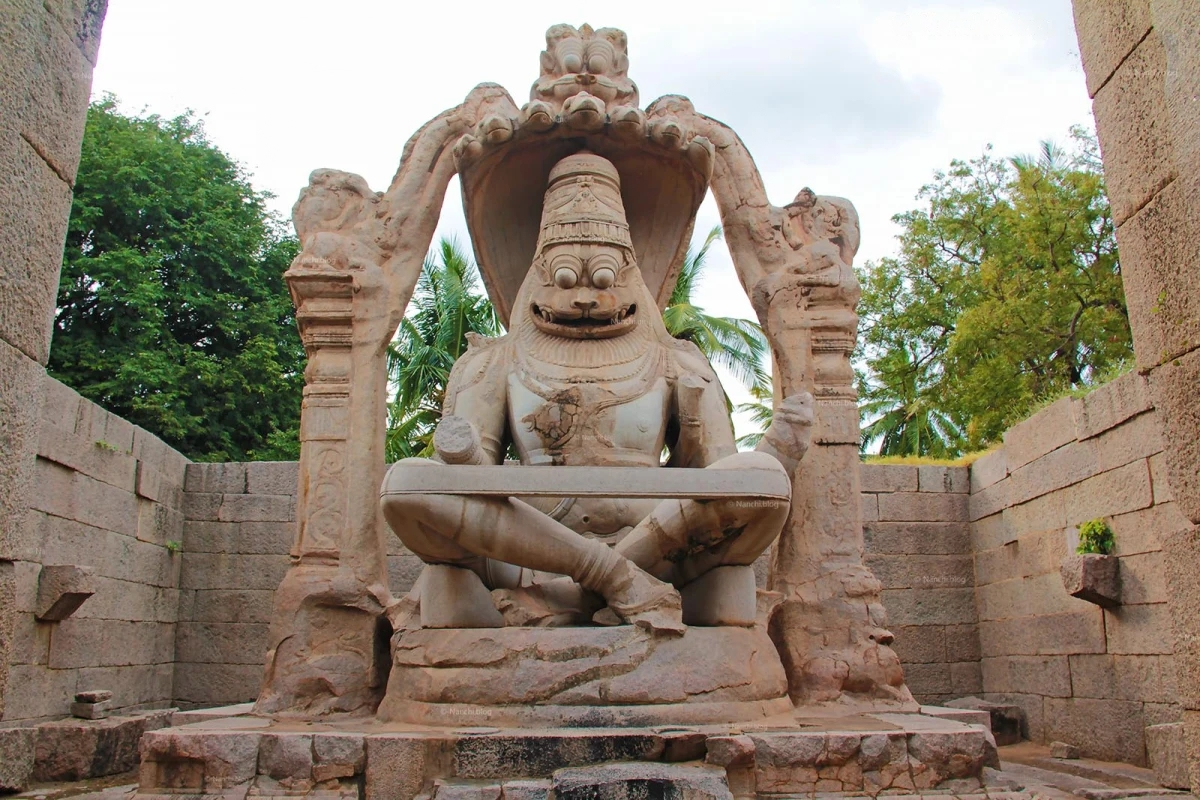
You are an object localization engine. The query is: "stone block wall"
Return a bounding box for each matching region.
[968,371,1185,765]
[0,0,108,719]
[173,463,425,708]
[861,464,979,705]
[0,370,1187,749]
[1072,1,1200,789]
[1,376,187,722]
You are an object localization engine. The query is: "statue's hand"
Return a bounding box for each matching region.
[434,415,485,465]
[757,392,814,474]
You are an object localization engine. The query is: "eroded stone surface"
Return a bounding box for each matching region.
[378,625,789,726]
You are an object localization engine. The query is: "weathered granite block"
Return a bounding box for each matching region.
[970,449,1008,493]
[139,728,263,792]
[950,661,983,694]
[0,134,75,364]
[1146,722,1191,789]
[1008,442,1099,506]
[245,462,299,496]
[184,462,247,495]
[881,587,976,626]
[918,465,968,493]
[258,732,313,782]
[364,735,436,800]
[979,610,1107,658]
[1063,459,1154,527]
[1120,176,1200,371]
[218,493,295,523]
[313,733,365,782]
[37,421,137,491]
[1043,697,1147,765]
[1003,398,1079,471]
[1060,553,1121,608]
[171,662,261,708]
[878,492,967,523]
[1117,551,1167,605]
[1149,347,1200,523]
[175,621,269,665]
[866,553,973,590]
[1106,602,1175,655]
[891,625,947,664]
[1092,32,1176,226]
[34,562,95,620]
[1076,372,1154,440]
[864,521,970,555]
[859,464,917,493]
[35,709,171,781]
[0,725,36,791]
[1092,412,1165,472]
[1072,0,1152,97]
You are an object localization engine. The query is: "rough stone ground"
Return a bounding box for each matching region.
[7,743,1193,800]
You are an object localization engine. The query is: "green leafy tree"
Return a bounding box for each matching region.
[857,128,1130,455]
[663,225,770,399]
[52,96,304,461]
[386,238,502,461]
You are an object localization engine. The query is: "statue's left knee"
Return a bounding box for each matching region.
[710,449,788,475]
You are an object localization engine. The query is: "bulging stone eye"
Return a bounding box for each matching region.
[591,266,616,289]
[563,53,582,73]
[554,267,578,289]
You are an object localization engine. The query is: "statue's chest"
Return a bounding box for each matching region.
[508,374,671,466]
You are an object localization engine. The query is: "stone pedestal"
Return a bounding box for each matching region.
[377,626,791,727]
[134,708,999,800]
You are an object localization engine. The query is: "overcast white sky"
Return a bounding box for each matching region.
[89,0,1094,431]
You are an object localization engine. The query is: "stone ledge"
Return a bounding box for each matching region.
[134,712,997,800]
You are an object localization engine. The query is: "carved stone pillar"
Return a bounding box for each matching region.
[256,264,391,716]
[762,287,907,706]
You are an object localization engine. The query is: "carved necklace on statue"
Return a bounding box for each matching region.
[513,317,670,455]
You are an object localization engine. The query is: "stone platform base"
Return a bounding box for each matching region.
[134,707,1000,799]
[378,625,791,726]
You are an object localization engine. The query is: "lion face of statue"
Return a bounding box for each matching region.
[528,241,641,339]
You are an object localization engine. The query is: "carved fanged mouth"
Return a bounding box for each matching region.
[530,303,638,338]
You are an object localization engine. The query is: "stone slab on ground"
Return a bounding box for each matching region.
[33,710,173,782]
[133,710,998,800]
[945,697,1026,746]
[168,702,254,726]
[921,704,991,728]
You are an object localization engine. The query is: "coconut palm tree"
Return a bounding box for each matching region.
[663,226,770,398]
[735,383,774,449]
[385,238,501,461]
[859,346,963,456]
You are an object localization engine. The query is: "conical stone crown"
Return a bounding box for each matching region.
[536,152,633,253]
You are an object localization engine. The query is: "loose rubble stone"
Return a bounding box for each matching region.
[1050,741,1080,759]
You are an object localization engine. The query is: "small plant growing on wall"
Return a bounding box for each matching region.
[1076,518,1115,555]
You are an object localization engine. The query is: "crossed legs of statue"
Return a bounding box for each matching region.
[382,451,790,633]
